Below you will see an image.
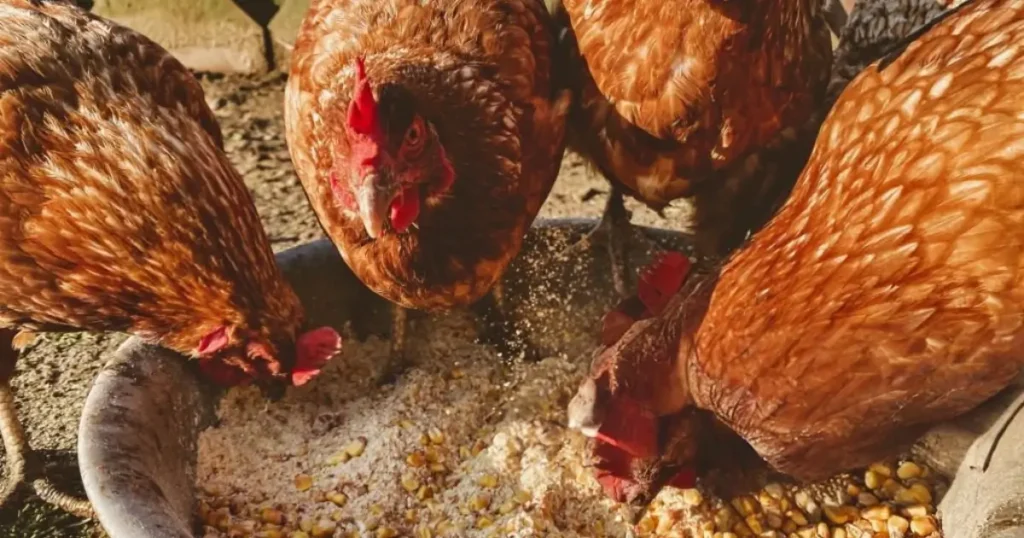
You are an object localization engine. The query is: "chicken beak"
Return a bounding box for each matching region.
[356,172,398,239]
[567,377,605,437]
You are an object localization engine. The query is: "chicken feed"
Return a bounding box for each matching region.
[195,313,946,538]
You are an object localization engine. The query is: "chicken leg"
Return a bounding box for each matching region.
[564,187,634,298]
[0,332,93,518]
[379,306,410,385]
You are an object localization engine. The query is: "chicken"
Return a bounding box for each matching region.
[568,0,1024,502]
[550,0,834,298]
[284,0,570,377]
[0,0,341,514]
[828,0,953,105]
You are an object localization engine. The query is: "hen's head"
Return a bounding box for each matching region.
[568,255,715,504]
[332,57,455,239]
[192,323,342,390]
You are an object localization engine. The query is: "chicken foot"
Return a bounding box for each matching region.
[0,339,94,518]
[564,187,634,298]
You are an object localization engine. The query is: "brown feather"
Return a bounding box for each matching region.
[0,0,305,366]
[284,0,569,310]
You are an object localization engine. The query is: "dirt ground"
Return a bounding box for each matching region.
[0,73,691,537]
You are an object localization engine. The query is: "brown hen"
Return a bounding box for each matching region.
[0,0,340,515]
[284,0,570,377]
[552,0,834,297]
[569,0,1024,502]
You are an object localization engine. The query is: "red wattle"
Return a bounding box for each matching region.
[389,187,420,232]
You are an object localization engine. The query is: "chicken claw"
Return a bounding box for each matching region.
[565,188,635,298]
[0,336,93,518]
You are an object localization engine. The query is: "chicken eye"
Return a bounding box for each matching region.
[402,117,425,156]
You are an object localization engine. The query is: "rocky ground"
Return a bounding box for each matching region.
[0,73,691,538]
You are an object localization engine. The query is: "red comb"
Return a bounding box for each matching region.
[636,251,691,317]
[347,57,379,136]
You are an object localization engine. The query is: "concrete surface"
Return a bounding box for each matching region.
[267,0,310,67]
[92,0,270,74]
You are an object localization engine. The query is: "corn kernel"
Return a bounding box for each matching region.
[407,451,427,467]
[887,515,909,537]
[377,527,399,538]
[478,474,499,488]
[869,463,893,477]
[469,493,491,512]
[732,496,760,516]
[450,368,465,379]
[684,489,704,507]
[326,491,348,507]
[901,505,930,518]
[326,451,350,466]
[782,519,798,533]
[256,531,284,538]
[459,445,472,459]
[833,528,847,538]
[896,462,922,480]
[330,510,345,522]
[415,525,433,538]
[788,510,809,526]
[311,520,336,538]
[816,522,831,538]
[345,437,367,457]
[766,513,783,530]
[298,516,314,532]
[858,493,880,507]
[797,529,817,538]
[864,471,884,490]
[862,506,891,520]
[721,534,738,538]
[428,427,445,445]
[289,532,310,538]
[476,516,493,529]
[910,516,937,535]
[261,508,285,525]
[732,521,753,537]
[294,474,313,492]
[715,508,736,531]
[417,485,434,501]
[824,505,858,525]
[514,490,531,504]
[402,473,421,493]
[764,483,786,500]
[881,479,904,499]
[430,463,447,474]
[499,500,516,515]
[637,516,658,534]
[745,515,765,534]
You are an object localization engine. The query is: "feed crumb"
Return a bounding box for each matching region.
[197,313,632,537]
[196,312,946,537]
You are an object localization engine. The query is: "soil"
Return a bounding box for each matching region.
[0,72,691,537]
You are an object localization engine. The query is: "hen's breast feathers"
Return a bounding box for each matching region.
[286,0,567,309]
[558,0,832,253]
[691,0,1024,480]
[0,3,297,348]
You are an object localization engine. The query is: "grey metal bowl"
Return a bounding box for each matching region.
[76,219,1024,538]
